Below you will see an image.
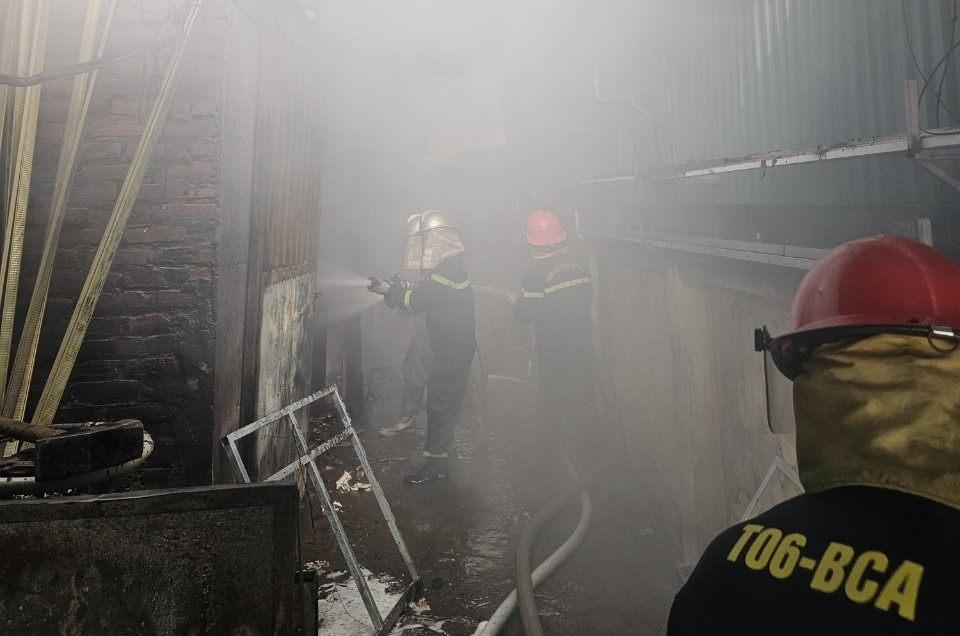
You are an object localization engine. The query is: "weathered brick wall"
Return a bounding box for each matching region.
[22,1,228,486]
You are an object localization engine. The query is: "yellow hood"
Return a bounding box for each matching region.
[794,333,960,510]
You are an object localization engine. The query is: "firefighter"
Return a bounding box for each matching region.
[507,209,594,487]
[373,213,434,437]
[383,211,476,484]
[668,235,960,634]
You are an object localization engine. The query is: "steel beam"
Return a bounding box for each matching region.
[917,161,960,196]
[577,127,960,185]
[651,133,931,180]
[582,227,827,270]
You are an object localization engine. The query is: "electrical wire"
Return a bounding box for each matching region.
[935,0,959,128]
[919,38,960,125]
[902,0,960,127]
[0,30,186,87]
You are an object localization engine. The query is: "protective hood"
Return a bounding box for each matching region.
[421,227,464,270]
[794,333,960,510]
[401,234,424,284]
[401,213,424,285]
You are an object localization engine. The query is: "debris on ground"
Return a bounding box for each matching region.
[317,566,404,635]
[313,562,481,635]
[303,559,330,573]
[300,366,672,634]
[335,468,372,492]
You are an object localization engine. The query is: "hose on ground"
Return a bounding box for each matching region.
[475,277,626,635]
[479,487,591,636]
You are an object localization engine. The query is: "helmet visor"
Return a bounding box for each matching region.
[755,323,960,434]
[401,234,423,282]
[761,334,797,434]
[421,227,464,270]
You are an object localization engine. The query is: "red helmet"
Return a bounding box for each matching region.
[524,209,567,246]
[761,235,960,379]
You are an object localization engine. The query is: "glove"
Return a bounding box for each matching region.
[384,282,406,309]
[367,276,390,296]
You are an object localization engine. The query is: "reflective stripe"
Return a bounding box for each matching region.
[532,246,569,260]
[544,277,590,294]
[521,289,544,299]
[430,273,471,290]
[403,289,414,311]
[422,450,448,458]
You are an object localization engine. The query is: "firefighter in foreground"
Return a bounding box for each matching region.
[668,235,960,634]
[507,209,594,490]
[379,211,476,484]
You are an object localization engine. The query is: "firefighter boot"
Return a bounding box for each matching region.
[380,384,423,437]
[402,457,448,485]
[379,414,416,437]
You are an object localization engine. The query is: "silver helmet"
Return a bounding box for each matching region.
[418,210,456,234]
[405,213,422,236]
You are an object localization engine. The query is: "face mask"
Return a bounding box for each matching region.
[794,333,960,509]
[420,227,464,271]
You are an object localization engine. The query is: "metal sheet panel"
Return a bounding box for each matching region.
[255,274,314,479]
[660,0,960,206]
[237,2,323,480]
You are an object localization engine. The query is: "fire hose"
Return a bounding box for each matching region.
[479,352,624,635]
[0,432,153,497]
[480,485,592,636]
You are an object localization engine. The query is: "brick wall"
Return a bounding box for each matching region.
[22,1,229,486]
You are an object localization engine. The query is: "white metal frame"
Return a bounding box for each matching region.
[221,386,419,635]
[740,455,803,523]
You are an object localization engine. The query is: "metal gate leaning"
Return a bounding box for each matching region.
[221,385,420,634]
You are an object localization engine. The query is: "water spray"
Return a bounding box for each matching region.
[315,274,373,288]
[316,272,389,320]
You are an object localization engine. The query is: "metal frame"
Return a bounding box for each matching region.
[581,80,960,194]
[221,386,420,635]
[740,455,803,522]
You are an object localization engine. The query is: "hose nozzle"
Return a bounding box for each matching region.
[367,276,389,295]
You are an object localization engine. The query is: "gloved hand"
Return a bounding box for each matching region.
[367,276,390,296]
[384,282,406,309]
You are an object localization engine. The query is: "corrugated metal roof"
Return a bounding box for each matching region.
[659,0,960,206]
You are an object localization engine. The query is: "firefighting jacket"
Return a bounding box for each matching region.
[514,248,592,364]
[668,486,960,635]
[393,253,475,352]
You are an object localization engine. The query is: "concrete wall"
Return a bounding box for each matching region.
[24,1,228,486]
[593,242,804,568]
[0,483,300,635]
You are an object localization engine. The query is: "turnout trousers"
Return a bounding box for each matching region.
[423,341,476,458]
[399,314,433,426]
[536,356,595,476]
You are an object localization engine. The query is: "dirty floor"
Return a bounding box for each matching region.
[300,366,680,635]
